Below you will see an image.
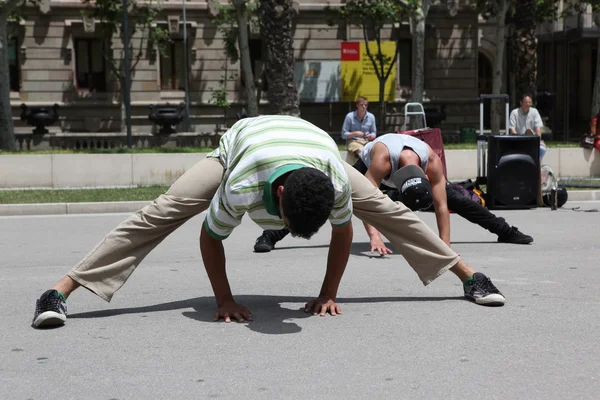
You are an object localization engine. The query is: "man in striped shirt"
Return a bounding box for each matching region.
[32,116,353,327]
[33,116,502,329]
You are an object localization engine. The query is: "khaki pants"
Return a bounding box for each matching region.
[69,157,459,302]
[345,139,368,165]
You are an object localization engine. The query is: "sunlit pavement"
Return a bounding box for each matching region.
[2,202,599,399]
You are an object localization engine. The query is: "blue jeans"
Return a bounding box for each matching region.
[539,144,547,161]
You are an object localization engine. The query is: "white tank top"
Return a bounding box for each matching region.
[359,134,429,187]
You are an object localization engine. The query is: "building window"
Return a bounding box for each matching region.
[398,39,412,87]
[9,38,20,92]
[75,39,107,92]
[160,40,187,90]
[478,52,493,94]
[241,38,268,92]
[592,48,597,92]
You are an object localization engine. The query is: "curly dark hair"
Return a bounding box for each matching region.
[281,168,335,239]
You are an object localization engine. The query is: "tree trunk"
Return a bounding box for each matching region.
[235,1,259,117]
[593,38,600,117]
[0,8,17,151]
[259,0,300,116]
[378,78,386,131]
[410,0,431,129]
[512,0,538,101]
[121,83,127,133]
[591,17,600,118]
[491,0,509,134]
[120,14,133,146]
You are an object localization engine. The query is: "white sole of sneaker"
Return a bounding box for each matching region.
[33,311,67,328]
[473,294,506,306]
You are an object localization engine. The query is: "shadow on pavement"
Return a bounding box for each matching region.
[273,242,394,257]
[69,294,464,335]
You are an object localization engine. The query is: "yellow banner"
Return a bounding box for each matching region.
[341,41,397,102]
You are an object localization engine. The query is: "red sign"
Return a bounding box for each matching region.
[341,42,360,61]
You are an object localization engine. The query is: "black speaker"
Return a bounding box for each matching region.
[486,135,540,209]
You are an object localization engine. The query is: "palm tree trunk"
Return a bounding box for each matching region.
[0,4,18,151]
[512,0,538,101]
[591,16,600,118]
[259,0,300,116]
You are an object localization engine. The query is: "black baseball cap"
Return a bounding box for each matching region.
[390,165,433,211]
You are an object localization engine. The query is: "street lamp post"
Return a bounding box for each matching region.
[122,0,133,148]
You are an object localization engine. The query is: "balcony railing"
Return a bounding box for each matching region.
[537,4,597,34]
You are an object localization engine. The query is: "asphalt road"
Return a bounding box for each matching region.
[2,202,599,399]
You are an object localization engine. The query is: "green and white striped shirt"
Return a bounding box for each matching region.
[205,115,352,240]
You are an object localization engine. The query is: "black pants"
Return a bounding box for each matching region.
[445,184,511,236]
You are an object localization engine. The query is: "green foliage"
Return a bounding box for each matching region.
[210,0,259,63]
[326,0,415,30]
[211,66,235,109]
[3,0,39,26]
[536,0,560,21]
[81,0,170,79]
[0,186,171,204]
[211,2,239,62]
[562,0,600,19]
[211,79,231,109]
[477,0,561,23]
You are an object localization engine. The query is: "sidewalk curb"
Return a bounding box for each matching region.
[567,190,600,202]
[1,191,599,216]
[0,201,151,216]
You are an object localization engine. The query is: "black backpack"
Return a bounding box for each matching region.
[449,179,487,207]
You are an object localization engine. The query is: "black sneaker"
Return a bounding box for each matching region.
[463,273,505,306]
[498,226,533,245]
[32,290,67,328]
[254,234,275,252]
[253,229,289,253]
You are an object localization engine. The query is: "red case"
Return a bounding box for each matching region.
[397,128,448,179]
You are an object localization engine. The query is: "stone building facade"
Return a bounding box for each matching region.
[9,0,483,144]
[478,0,600,141]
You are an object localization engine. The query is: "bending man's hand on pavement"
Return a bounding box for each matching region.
[214,301,253,323]
[305,296,342,317]
[369,236,393,256]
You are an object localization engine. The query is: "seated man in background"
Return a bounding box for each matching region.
[254,133,533,255]
[509,93,546,160]
[342,96,377,164]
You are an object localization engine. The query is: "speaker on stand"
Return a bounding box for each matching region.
[486,135,540,209]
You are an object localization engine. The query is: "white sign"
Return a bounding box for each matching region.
[294,61,340,103]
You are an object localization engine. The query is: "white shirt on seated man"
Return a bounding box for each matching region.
[509,94,546,160]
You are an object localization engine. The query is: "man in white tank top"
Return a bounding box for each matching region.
[355,134,533,256]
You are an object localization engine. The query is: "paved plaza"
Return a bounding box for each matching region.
[2,202,599,399]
